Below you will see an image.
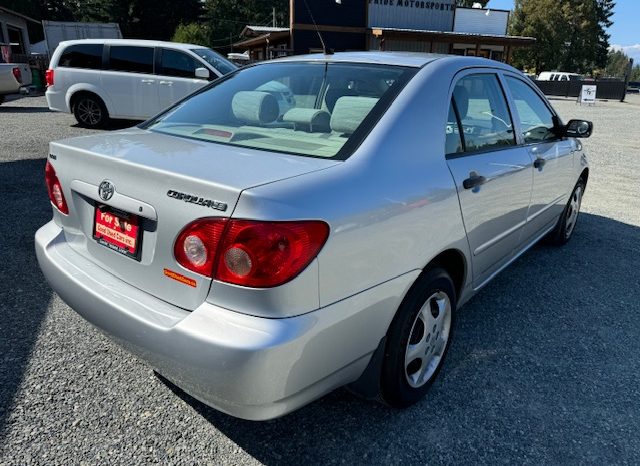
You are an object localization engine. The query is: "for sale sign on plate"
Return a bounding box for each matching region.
[94,205,141,260]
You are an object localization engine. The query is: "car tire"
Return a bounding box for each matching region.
[546,178,586,246]
[73,94,109,128]
[381,267,456,408]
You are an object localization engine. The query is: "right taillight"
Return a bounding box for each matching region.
[44,161,69,214]
[174,218,329,288]
[45,69,54,87]
[12,67,22,84]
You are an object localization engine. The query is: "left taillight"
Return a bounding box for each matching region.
[45,161,69,215]
[12,67,22,84]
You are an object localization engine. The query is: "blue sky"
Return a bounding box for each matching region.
[487,0,640,61]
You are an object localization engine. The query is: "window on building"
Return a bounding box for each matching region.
[59,44,104,69]
[108,46,154,74]
[452,74,515,153]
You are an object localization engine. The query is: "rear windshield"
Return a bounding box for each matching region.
[144,62,416,159]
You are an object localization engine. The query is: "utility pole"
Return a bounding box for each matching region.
[272,7,276,27]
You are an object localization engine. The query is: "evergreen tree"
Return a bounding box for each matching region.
[595,0,615,68]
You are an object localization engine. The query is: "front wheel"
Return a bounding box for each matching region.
[547,178,585,245]
[73,94,108,128]
[381,268,456,408]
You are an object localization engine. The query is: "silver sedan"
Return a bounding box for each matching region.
[35,52,592,420]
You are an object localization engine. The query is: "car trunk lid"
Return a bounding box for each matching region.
[49,128,339,310]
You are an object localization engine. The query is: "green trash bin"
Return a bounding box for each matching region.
[31,68,44,92]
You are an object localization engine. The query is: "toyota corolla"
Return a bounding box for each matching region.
[35,52,592,420]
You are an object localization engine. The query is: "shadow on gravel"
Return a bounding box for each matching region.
[0,106,51,113]
[162,212,640,464]
[0,159,53,436]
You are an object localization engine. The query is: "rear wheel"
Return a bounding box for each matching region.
[381,268,455,407]
[547,178,585,245]
[73,94,108,128]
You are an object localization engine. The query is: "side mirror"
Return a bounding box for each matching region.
[564,119,593,138]
[195,67,210,79]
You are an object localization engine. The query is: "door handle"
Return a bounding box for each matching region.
[533,158,546,169]
[159,81,173,86]
[463,174,487,190]
[141,79,155,84]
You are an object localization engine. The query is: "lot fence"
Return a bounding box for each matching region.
[533,79,627,101]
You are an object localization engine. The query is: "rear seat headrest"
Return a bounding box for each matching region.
[283,108,331,132]
[330,96,378,135]
[232,91,279,125]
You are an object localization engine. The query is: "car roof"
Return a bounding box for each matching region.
[270,51,513,70]
[57,38,205,50]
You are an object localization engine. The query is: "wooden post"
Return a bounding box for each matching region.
[475,42,481,57]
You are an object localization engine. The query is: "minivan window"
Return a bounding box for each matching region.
[160,49,199,78]
[108,46,154,74]
[452,74,515,153]
[145,62,416,159]
[59,44,103,70]
[191,48,236,75]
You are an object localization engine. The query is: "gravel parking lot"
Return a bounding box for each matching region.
[1,94,639,465]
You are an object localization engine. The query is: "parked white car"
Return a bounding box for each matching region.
[537,71,583,82]
[0,61,32,104]
[45,39,237,127]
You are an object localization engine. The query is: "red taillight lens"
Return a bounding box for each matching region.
[44,161,69,214]
[45,69,54,87]
[12,67,22,84]
[174,219,329,288]
[215,220,329,287]
[174,218,228,276]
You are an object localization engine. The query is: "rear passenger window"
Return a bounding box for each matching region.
[505,76,558,144]
[108,46,154,74]
[452,74,515,153]
[446,101,463,155]
[59,44,103,69]
[160,49,199,78]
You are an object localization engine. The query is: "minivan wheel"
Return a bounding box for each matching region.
[381,268,455,408]
[73,94,108,128]
[547,178,585,246]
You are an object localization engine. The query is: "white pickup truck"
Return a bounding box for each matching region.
[0,62,32,104]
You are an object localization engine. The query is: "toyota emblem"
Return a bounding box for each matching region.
[98,180,115,201]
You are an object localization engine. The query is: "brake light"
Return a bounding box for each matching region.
[12,67,21,84]
[44,161,69,214]
[174,219,329,287]
[174,218,227,276]
[45,69,54,87]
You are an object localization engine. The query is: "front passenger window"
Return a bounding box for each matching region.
[505,76,558,144]
[160,49,200,78]
[453,74,515,153]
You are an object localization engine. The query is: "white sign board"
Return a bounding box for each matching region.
[368,0,456,31]
[579,85,597,104]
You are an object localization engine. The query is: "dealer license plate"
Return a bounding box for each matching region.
[93,205,141,260]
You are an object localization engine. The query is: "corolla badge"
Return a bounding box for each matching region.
[98,180,115,201]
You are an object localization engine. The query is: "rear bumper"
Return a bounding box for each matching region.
[35,220,417,420]
[46,88,68,113]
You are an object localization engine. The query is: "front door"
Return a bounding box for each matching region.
[445,72,533,288]
[502,74,575,243]
[157,48,209,112]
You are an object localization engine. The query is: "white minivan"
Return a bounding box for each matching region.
[45,39,237,128]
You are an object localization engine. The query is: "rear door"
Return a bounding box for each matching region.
[502,73,575,243]
[102,45,159,119]
[156,48,209,111]
[445,71,533,288]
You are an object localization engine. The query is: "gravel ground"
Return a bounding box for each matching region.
[1,94,639,465]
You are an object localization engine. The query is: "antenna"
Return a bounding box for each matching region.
[302,0,332,55]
